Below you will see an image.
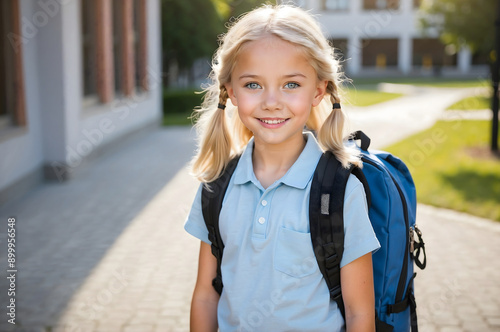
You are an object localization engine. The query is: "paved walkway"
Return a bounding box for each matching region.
[0,87,499,331]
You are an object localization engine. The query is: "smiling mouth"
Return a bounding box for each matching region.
[259,118,288,125]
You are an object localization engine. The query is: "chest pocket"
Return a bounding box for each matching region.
[274,226,318,278]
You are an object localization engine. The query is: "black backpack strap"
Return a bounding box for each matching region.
[386,273,418,332]
[351,166,371,209]
[201,155,241,295]
[310,152,353,319]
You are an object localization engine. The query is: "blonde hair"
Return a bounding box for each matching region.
[191,4,361,183]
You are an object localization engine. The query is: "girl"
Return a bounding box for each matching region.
[184,5,380,332]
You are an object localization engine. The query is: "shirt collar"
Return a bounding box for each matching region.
[233,132,323,190]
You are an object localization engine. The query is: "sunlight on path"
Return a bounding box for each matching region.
[56,166,199,332]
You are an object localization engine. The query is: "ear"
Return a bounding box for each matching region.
[224,82,238,107]
[312,79,328,107]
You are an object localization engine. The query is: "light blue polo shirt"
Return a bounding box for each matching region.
[185,132,380,332]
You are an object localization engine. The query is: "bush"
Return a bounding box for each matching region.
[163,89,205,115]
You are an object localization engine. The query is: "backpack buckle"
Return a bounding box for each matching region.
[329,284,342,302]
[412,225,427,270]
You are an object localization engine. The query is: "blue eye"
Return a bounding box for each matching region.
[245,82,261,89]
[285,82,300,89]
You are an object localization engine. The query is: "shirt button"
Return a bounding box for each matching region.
[262,200,268,206]
[258,217,266,224]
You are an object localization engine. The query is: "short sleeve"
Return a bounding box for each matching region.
[184,184,211,244]
[340,175,381,268]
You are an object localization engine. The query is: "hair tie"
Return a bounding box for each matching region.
[332,103,341,110]
[217,103,226,110]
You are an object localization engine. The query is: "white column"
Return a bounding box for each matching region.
[37,0,68,167]
[458,47,472,74]
[348,35,362,75]
[350,0,362,14]
[400,0,412,14]
[305,0,321,11]
[398,34,412,74]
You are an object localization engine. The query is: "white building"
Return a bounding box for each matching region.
[0,0,162,205]
[298,0,488,76]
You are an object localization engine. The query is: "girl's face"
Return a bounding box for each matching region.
[225,35,327,148]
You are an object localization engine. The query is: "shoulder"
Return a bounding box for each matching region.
[184,183,211,244]
[343,173,369,218]
[345,174,366,200]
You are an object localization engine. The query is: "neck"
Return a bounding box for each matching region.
[252,133,307,188]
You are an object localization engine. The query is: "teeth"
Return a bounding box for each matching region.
[261,119,286,125]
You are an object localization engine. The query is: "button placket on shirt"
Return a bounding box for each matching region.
[253,188,276,238]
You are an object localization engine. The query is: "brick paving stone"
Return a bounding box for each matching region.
[122,324,154,332]
[439,327,463,332]
[463,324,491,332]
[94,326,126,332]
[488,317,500,327]
[418,322,439,332]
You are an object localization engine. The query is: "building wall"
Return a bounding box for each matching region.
[301,0,486,76]
[0,0,162,203]
[0,0,46,199]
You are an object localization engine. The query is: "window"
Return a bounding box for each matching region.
[323,0,349,11]
[81,0,148,105]
[362,39,399,67]
[114,0,151,97]
[113,0,125,95]
[0,0,26,129]
[82,0,97,98]
[363,0,399,10]
[412,38,457,68]
[472,52,488,66]
[330,38,348,62]
[82,0,115,104]
[134,0,148,92]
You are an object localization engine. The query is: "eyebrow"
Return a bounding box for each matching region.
[238,73,307,80]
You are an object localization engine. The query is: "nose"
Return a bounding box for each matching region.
[262,88,282,111]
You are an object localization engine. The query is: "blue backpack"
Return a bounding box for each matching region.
[202,131,427,332]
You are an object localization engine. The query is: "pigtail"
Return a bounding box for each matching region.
[317,81,362,169]
[191,86,234,183]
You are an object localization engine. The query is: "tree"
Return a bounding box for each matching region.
[161,0,224,86]
[420,0,499,152]
[161,0,276,87]
[420,0,496,56]
[228,0,276,18]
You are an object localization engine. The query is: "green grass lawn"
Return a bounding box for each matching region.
[385,120,500,221]
[446,96,491,110]
[344,88,402,107]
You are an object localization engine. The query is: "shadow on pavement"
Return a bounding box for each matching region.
[0,127,196,331]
